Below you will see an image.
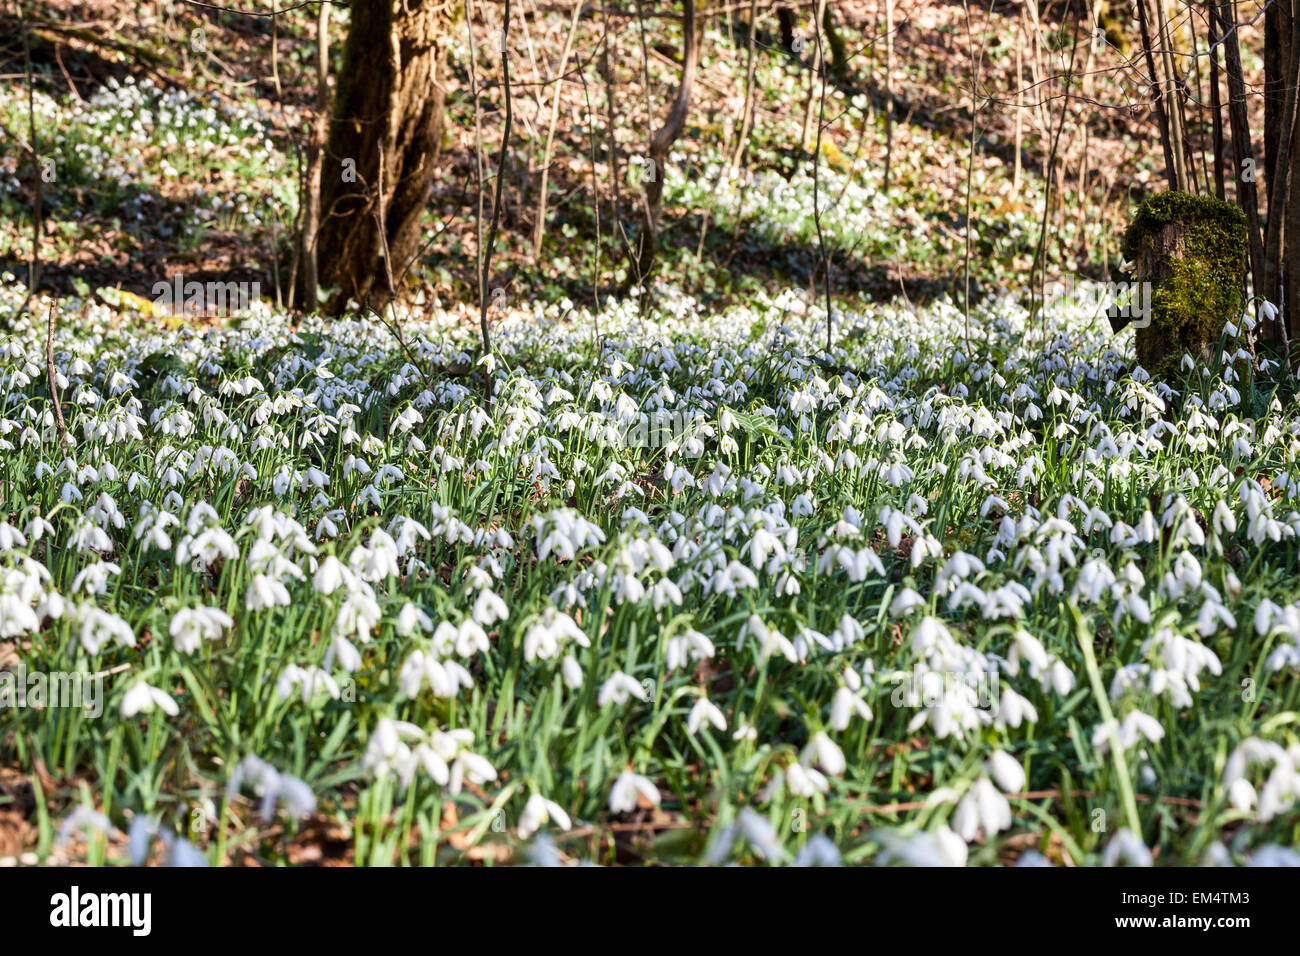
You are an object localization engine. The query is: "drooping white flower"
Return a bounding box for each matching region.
[121,681,179,718]
[609,770,660,813]
[518,794,572,839]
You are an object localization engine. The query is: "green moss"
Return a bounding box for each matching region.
[1121,192,1246,261]
[1121,191,1247,374]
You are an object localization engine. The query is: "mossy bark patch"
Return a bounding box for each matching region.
[1121,191,1247,376]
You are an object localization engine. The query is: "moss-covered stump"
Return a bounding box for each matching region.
[1121,192,1248,375]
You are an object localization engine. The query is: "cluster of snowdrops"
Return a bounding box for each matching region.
[2,278,1299,866]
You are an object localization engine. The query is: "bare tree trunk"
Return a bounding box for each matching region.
[300,0,329,312]
[1011,19,1020,196]
[1153,0,1190,191]
[317,0,456,313]
[1216,0,1266,302]
[729,0,759,171]
[1264,0,1292,189]
[884,0,896,193]
[1263,3,1300,322]
[1209,3,1226,201]
[777,5,796,52]
[628,0,698,294]
[532,0,583,257]
[821,2,846,79]
[601,4,629,266]
[1136,0,1180,190]
[18,0,41,298]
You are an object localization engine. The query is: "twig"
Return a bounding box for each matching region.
[478,0,514,406]
[176,0,343,16]
[573,49,604,335]
[531,0,583,258]
[46,304,68,452]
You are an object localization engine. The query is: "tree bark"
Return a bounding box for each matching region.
[317,0,457,313]
[299,0,329,312]
[1264,0,1292,190]
[1216,1,1266,305]
[627,0,698,296]
[1136,0,1180,190]
[777,6,796,52]
[1263,1,1300,330]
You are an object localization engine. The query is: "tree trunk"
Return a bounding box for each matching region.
[1264,0,1291,190]
[1136,0,1179,190]
[627,0,698,297]
[1216,0,1267,307]
[1208,5,1225,201]
[1124,192,1248,376]
[1263,1,1300,337]
[317,0,456,313]
[777,6,796,52]
[299,0,329,312]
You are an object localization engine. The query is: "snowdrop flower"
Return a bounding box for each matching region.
[1005,629,1049,677]
[278,664,342,704]
[522,606,589,662]
[75,605,136,655]
[793,833,842,867]
[449,746,498,795]
[801,731,846,776]
[1093,710,1165,755]
[609,771,660,813]
[1102,828,1153,867]
[1226,777,1256,813]
[987,751,1026,794]
[518,793,571,839]
[472,588,508,626]
[1246,845,1300,867]
[314,555,346,594]
[737,614,797,662]
[121,681,179,718]
[57,806,119,846]
[598,671,649,706]
[226,754,316,822]
[830,685,873,730]
[889,587,926,617]
[70,561,120,596]
[169,605,232,654]
[874,825,968,867]
[245,573,290,611]
[784,762,830,798]
[706,809,786,863]
[527,833,565,867]
[994,688,1038,730]
[561,654,584,688]
[665,629,714,670]
[395,602,433,637]
[687,695,727,735]
[952,777,1012,841]
[1221,738,1297,821]
[128,815,208,867]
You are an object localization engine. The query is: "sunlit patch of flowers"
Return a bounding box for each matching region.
[3,274,1299,866]
[0,76,289,253]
